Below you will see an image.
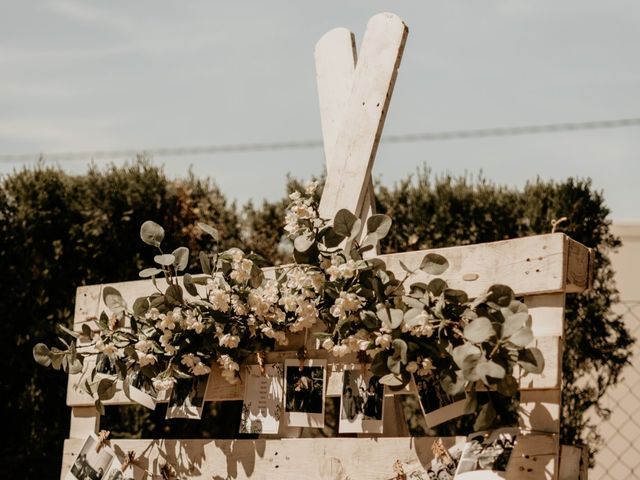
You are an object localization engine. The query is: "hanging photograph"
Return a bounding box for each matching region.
[165,373,210,420]
[413,373,466,428]
[125,365,157,410]
[239,363,284,434]
[454,428,518,479]
[95,353,118,376]
[65,433,116,480]
[104,461,145,480]
[339,367,384,434]
[284,358,326,428]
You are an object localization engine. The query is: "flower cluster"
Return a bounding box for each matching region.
[34,181,544,428]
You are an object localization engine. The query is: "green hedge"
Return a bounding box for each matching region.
[0,161,632,477]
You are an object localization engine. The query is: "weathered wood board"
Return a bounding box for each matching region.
[61,435,559,480]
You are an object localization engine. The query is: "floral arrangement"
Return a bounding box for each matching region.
[34,181,544,427]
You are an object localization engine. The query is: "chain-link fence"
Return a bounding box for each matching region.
[591,300,640,479]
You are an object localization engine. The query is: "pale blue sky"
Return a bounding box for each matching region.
[1,1,639,219]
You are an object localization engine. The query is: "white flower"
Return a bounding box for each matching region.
[138,352,156,367]
[183,313,205,334]
[417,357,435,376]
[152,376,176,392]
[230,257,253,283]
[219,333,240,349]
[331,344,352,357]
[209,287,230,313]
[160,330,176,355]
[330,291,365,320]
[375,333,393,349]
[280,294,298,312]
[181,353,200,369]
[108,314,119,331]
[321,338,335,350]
[231,295,248,316]
[218,354,240,384]
[191,362,211,376]
[305,180,318,195]
[406,361,418,374]
[159,311,177,330]
[135,339,152,353]
[145,307,160,320]
[289,191,302,201]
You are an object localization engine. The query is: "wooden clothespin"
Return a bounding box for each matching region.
[257,351,266,376]
[432,438,454,466]
[297,346,307,371]
[95,430,110,452]
[393,459,406,480]
[160,462,177,479]
[120,450,137,471]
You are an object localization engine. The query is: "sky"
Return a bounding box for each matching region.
[1,1,639,220]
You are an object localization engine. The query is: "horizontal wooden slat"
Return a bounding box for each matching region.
[72,233,591,329]
[61,435,558,480]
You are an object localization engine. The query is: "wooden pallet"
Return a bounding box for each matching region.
[60,12,591,480]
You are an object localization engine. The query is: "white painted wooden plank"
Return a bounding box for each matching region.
[318,12,408,219]
[315,25,378,241]
[70,234,589,329]
[517,336,562,390]
[519,389,561,434]
[69,406,99,439]
[559,445,582,480]
[525,293,566,337]
[61,435,558,480]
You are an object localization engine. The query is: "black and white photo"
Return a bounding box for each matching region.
[65,433,115,480]
[339,367,384,434]
[284,358,326,428]
[165,373,210,420]
[413,374,466,428]
[455,428,518,479]
[95,353,117,376]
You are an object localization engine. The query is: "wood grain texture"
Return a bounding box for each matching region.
[559,445,584,480]
[519,389,561,434]
[318,12,407,219]
[69,406,99,439]
[61,435,558,480]
[70,234,591,330]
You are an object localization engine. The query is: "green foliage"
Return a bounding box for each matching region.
[2,161,632,477]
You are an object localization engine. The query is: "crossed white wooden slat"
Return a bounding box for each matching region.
[314,13,408,233]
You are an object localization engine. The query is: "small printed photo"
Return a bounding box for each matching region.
[284,359,326,428]
[165,374,210,420]
[339,368,384,434]
[104,461,145,480]
[414,374,466,428]
[95,353,117,376]
[126,366,157,410]
[66,433,115,480]
[239,364,284,435]
[422,440,463,480]
[455,428,518,479]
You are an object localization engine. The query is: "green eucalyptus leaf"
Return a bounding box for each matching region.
[183,273,199,297]
[333,209,358,238]
[391,338,408,364]
[68,357,83,375]
[249,263,265,289]
[197,222,219,241]
[199,251,212,275]
[95,398,105,416]
[502,312,530,339]
[140,220,164,247]
[366,214,392,238]
[371,351,391,376]
[496,374,519,396]
[518,347,545,374]
[475,359,506,383]
[464,317,495,344]
[360,310,379,329]
[427,278,447,296]
[474,401,496,431]
[294,233,315,253]
[172,247,190,271]
[103,286,127,315]
[360,232,379,251]
[139,267,162,278]
[420,253,449,275]
[377,306,403,330]
[33,343,51,367]
[452,343,482,371]
[132,297,149,317]
[165,284,184,306]
[154,254,175,266]
[321,226,345,248]
[508,327,534,347]
[97,378,117,400]
[487,284,514,307]
[441,372,465,396]
[444,289,469,304]
[81,323,92,340]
